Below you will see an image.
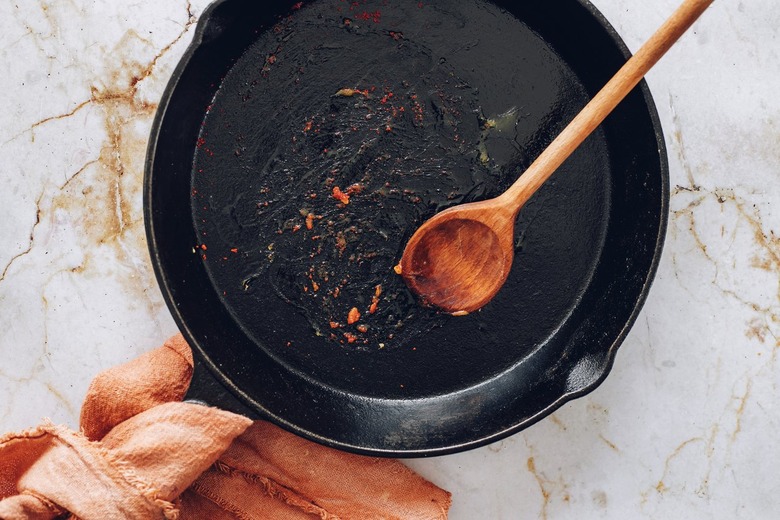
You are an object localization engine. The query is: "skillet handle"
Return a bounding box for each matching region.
[185,351,260,419]
[197,0,240,45]
[196,0,302,45]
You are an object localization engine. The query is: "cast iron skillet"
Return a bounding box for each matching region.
[145,0,668,457]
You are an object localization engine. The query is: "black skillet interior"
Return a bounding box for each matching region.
[145,0,668,456]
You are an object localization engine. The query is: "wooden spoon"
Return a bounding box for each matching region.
[399,0,714,315]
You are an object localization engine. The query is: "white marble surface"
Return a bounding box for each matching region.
[0,1,777,518]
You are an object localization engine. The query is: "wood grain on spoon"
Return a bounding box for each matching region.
[399,0,714,314]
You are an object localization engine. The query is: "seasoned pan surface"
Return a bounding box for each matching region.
[145,0,668,456]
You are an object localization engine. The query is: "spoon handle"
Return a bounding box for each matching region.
[500,0,714,210]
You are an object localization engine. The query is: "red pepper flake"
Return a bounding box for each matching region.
[333,287,341,298]
[292,224,302,233]
[355,10,381,23]
[230,248,238,253]
[345,183,364,195]
[196,137,206,148]
[410,95,424,125]
[292,1,303,9]
[344,332,358,344]
[335,234,347,254]
[347,307,361,324]
[393,264,403,275]
[356,324,368,333]
[267,54,277,65]
[335,88,369,98]
[305,213,316,230]
[332,186,350,205]
[200,244,208,251]
[369,284,383,314]
[312,281,320,292]
[330,321,341,329]
[303,120,313,132]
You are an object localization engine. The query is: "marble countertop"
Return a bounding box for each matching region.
[1,1,777,518]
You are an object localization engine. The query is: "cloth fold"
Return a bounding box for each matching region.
[0,335,451,520]
[80,335,195,442]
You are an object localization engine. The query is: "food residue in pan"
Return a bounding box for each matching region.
[190,0,602,352]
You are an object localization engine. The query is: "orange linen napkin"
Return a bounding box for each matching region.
[0,335,451,520]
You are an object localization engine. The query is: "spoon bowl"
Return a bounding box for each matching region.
[400,199,517,314]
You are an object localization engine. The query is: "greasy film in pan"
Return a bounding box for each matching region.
[191,0,610,360]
